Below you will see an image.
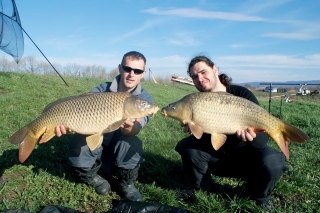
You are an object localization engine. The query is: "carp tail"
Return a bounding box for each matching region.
[9,125,46,163]
[268,122,309,160]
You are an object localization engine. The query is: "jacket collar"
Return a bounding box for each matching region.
[109,74,141,95]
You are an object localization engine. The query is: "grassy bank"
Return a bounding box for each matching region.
[0,72,319,213]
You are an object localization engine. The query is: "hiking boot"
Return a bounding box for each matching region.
[87,174,111,195]
[256,200,275,211]
[75,159,111,195]
[176,187,196,204]
[115,167,142,201]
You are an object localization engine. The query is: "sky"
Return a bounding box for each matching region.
[1,0,320,83]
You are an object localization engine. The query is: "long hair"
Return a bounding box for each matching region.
[187,55,232,87]
[121,51,146,66]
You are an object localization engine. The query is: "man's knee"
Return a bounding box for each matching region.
[259,147,288,178]
[175,138,187,153]
[68,133,101,168]
[117,135,143,152]
[175,136,197,154]
[68,133,87,157]
[114,135,144,169]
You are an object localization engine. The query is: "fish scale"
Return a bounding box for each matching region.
[188,93,279,133]
[29,93,128,135]
[9,92,159,163]
[161,92,309,159]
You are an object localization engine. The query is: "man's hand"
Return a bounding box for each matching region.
[120,118,141,136]
[54,125,72,137]
[236,127,256,142]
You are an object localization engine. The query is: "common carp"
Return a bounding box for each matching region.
[9,92,159,163]
[161,92,309,159]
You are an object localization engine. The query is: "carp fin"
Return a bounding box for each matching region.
[282,123,309,143]
[39,127,55,144]
[19,135,38,163]
[9,126,41,163]
[252,128,267,133]
[86,134,103,151]
[211,133,227,150]
[102,119,127,134]
[9,126,30,144]
[188,121,203,139]
[268,122,309,160]
[269,133,290,160]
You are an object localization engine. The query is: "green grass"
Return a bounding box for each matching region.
[1,72,320,213]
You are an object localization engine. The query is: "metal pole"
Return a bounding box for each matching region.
[280,95,283,118]
[268,83,272,113]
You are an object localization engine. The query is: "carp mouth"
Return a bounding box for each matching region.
[150,106,160,117]
[160,109,167,117]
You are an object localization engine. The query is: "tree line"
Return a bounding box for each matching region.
[0,55,120,80]
[0,55,178,84]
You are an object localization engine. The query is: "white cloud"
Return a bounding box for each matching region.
[107,19,165,43]
[46,54,189,74]
[215,54,320,82]
[225,68,320,83]
[230,44,244,49]
[238,0,293,15]
[262,32,319,40]
[166,32,201,46]
[304,54,320,60]
[142,6,320,43]
[217,54,320,69]
[229,42,269,49]
[29,52,320,83]
[46,54,120,68]
[142,8,266,21]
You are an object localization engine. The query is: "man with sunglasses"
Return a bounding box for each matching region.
[54,51,154,201]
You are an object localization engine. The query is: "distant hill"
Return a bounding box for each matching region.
[237,80,320,88]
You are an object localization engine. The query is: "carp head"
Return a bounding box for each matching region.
[124,95,159,118]
[161,99,192,122]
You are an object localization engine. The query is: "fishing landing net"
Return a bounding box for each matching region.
[0,0,24,63]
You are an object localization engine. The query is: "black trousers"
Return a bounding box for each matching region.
[175,133,288,203]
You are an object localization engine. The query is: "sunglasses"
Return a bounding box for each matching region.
[121,64,144,75]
